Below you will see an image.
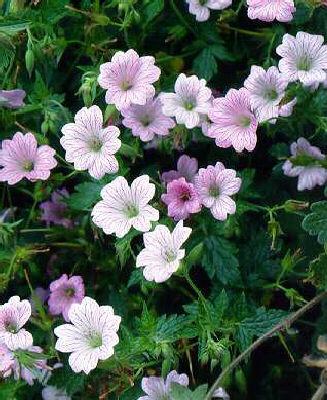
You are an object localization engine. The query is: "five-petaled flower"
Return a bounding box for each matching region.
[0,132,57,185]
[136,221,192,283]
[60,105,121,179]
[92,175,159,238]
[54,296,121,374]
[98,49,161,111]
[0,296,33,350]
[194,162,242,220]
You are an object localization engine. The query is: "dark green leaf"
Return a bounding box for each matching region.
[67,182,102,211]
[202,236,241,285]
[302,201,327,245]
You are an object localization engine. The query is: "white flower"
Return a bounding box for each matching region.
[243,65,289,123]
[0,296,33,350]
[92,175,159,238]
[42,386,71,400]
[160,73,212,129]
[54,297,121,374]
[276,32,327,86]
[136,221,192,283]
[60,105,121,179]
[185,0,232,22]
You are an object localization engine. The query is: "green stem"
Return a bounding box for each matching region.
[170,0,197,37]
[218,24,269,38]
[24,198,37,229]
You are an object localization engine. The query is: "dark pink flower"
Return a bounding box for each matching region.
[48,274,85,322]
[40,189,73,229]
[161,178,201,221]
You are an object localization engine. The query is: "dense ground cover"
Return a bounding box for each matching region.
[1,0,327,399]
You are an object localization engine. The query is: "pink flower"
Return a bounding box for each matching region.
[208,88,258,152]
[60,105,121,179]
[282,137,327,191]
[121,97,175,142]
[138,370,189,400]
[0,89,26,108]
[161,178,202,221]
[0,296,33,350]
[162,155,198,184]
[244,66,289,123]
[40,189,73,229]
[48,274,85,322]
[186,0,232,22]
[160,73,212,129]
[247,0,296,22]
[0,344,48,385]
[98,49,161,111]
[276,32,327,86]
[0,132,57,185]
[194,162,242,220]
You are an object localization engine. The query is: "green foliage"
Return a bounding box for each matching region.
[202,236,241,285]
[308,253,327,289]
[67,181,102,211]
[302,201,327,245]
[235,308,288,351]
[170,383,209,400]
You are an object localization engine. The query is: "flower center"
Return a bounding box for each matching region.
[140,115,153,127]
[120,80,133,91]
[183,100,195,111]
[88,137,103,152]
[297,56,312,71]
[265,88,278,101]
[5,321,18,334]
[238,115,251,128]
[88,332,103,349]
[65,287,75,297]
[124,204,139,218]
[22,160,34,172]
[164,249,177,263]
[209,186,219,197]
[179,189,191,201]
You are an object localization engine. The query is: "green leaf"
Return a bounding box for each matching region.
[170,383,209,400]
[193,47,218,81]
[143,0,164,24]
[115,230,140,268]
[308,253,327,289]
[302,201,327,245]
[0,21,29,35]
[235,308,288,351]
[0,34,15,73]
[202,236,241,285]
[67,182,102,211]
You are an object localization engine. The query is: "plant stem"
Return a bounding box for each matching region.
[205,291,327,400]
[170,0,197,37]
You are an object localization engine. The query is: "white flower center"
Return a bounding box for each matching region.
[297,56,312,72]
[124,204,139,218]
[88,332,103,348]
[88,137,103,152]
